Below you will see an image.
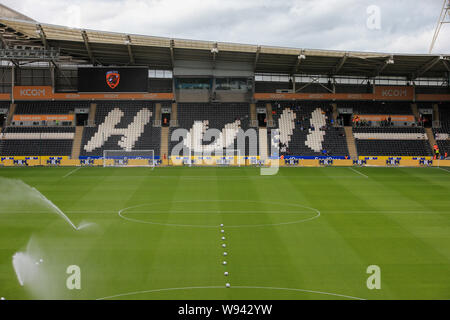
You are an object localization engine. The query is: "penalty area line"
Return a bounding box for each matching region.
[62,167,81,179]
[436,167,450,173]
[348,167,368,178]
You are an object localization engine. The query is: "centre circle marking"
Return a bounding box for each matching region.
[118,200,320,228]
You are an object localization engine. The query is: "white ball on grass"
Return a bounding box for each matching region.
[222,244,226,248]
[223,252,228,256]
[224,272,229,276]
[221,236,226,240]
[220,224,224,227]
[0,297,5,300]
[223,261,227,265]
[226,283,230,288]
[221,230,225,233]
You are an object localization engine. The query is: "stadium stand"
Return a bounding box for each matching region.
[0,4,448,166]
[14,101,89,114]
[270,101,349,157]
[170,103,257,156]
[415,86,450,94]
[80,101,160,157]
[434,103,450,157]
[337,101,413,115]
[335,84,371,94]
[0,126,75,156]
[148,78,173,93]
[255,82,291,93]
[0,101,10,109]
[353,127,432,156]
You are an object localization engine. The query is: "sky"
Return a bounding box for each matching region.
[2,0,450,54]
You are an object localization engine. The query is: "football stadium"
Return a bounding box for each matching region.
[0,1,449,304]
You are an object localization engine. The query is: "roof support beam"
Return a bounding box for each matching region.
[125,35,135,65]
[81,30,95,65]
[0,33,9,49]
[413,56,442,79]
[332,53,348,75]
[0,33,20,67]
[254,46,260,71]
[37,24,48,49]
[211,42,218,69]
[36,24,59,71]
[169,39,175,68]
[295,76,333,93]
[442,59,450,72]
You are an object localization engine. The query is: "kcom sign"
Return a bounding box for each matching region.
[14,86,52,100]
[381,88,407,97]
[374,86,413,100]
[20,88,46,96]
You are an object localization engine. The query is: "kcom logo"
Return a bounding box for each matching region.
[19,88,46,97]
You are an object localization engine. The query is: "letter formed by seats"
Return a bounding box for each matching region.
[66,265,81,290]
[366,265,381,290]
[84,108,152,152]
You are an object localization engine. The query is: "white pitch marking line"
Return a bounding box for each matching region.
[96,285,366,300]
[117,200,321,228]
[62,167,81,179]
[436,167,450,173]
[348,167,368,178]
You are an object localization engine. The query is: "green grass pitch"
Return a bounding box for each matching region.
[0,166,449,300]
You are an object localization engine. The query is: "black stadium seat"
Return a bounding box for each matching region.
[170,103,257,156]
[80,101,160,157]
[353,127,432,156]
[271,101,349,157]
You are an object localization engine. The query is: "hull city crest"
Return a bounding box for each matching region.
[106,71,120,89]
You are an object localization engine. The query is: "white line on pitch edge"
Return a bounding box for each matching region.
[348,167,369,178]
[62,167,81,179]
[436,167,450,173]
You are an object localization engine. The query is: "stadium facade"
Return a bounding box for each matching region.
[0,4,449,168]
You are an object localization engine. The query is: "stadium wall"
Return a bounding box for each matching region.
[0,85,448,102]
[1,156,449,168]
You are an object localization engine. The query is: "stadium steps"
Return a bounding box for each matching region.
[344,126,358,160]
[425,127,437,150]
[71,126,84,159]
[259,127,268,161]
[411,103,420,122]
[88,103,96,126]
[250,103,257,126]
[160,126,169,162]
[266,103,273,126]
[332,103,338,126]
[154,103,161,122]
[433,103,440,123]
[6,103,15,126]
[170,103,178,127]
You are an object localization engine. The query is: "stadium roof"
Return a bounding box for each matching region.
[0,5,449,79]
